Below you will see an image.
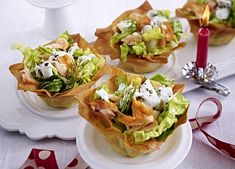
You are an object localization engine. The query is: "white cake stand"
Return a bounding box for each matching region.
[26,0,78,39]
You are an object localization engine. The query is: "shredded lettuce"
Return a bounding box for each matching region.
[131,77,142,87]
[94,83,110,100]
[196,0,207,3]
[110,33,126,49]
[40,77,64,92]
[120,42,147,62]
[120,43,130,62]
[115,75,128,86]
[12,43,41,72]
[149,46,172,55]
[59,31,73,45]
[65,55,102,90]
[231,0,235,27]
[132,42,147,56]
[117,20,137,33]
[172,20,183,34]
[81,61,96,83]
[118,85,136,115]
[151,74,175,86]
[132,93,189,143]
[156,10,171,19]
[143,27,163,41]
[37,46,53,55]
[146,40,158,53]
[110,20,137,48]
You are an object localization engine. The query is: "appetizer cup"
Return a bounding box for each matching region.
[94,1,186,73]
[176,0,235,46]
[9,33,111,108]
[77,67,189,157]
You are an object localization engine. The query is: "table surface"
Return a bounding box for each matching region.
[0,0,235,168]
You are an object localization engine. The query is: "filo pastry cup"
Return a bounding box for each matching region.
[77,67,189,157]
[176,0,235,46]
[9,34,111,108]
[94,1,186,73]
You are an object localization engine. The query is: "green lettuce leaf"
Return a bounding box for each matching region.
[115,75,128,87]
[143,27,163,41]
[172,20,183,34]
[156,10,171,19]
[80,61,96,83]
[132,42,147,56]
[117,20,137,33]
[230,0,235,27]
[92,56,105,71]
[94,83,110,100]
[118,85,136,115]
[37,46,53,55]
[196,0,207,3]
[148,46,172,55]
[132,93,189,143]
[151,74,175,86]
[12,43,41,72]
[73,48,92,58]
[59,31,73,45]
[120,43,130,62]
[110,33,126,49]
[110,20,137,48]
[73,48,85,57]
[131,77,142,87]
[40,78,64,92]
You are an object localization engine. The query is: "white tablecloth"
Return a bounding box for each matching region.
[0,0,235,168]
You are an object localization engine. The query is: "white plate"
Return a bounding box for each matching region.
[0,68,82,140]
[76,120,192,169]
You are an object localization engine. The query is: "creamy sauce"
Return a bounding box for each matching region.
[117,20,133,32]
[79,54,95,63]
[35,61,55,79]
[141,25,153,33]
[216,0,232,20]
[151,15,168,26]
[157,87,173,108]
[147,10,157,19]
[96,89,110,102]
[68,43,79,55]
[134,79,160,108]
[118,83,126,91]
[147,9,168,26]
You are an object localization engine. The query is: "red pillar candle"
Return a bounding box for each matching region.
[196,27,210,68]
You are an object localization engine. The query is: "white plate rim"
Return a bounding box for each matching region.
[76,120,192,169]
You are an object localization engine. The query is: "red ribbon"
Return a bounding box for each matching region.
[189,97,235,159]
[20,98,235,169]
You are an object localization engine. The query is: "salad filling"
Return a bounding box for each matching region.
[195,0,235,24]
[91,72,189,144]
[110,9,184,62]
[12,32,105,93]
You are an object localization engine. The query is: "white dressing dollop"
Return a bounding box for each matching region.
[118,83,126,91]
[141,25,153,33]
[117,20,133,32]
[151,15,168,26]
[68,43,79,55]
[134,79,160,108]
[79,54,95,63]
[157,87,173,108]
[96,89,110,102]
[35,61,55,79]
[147,10,157,19]
[215,7,230,20]
[216,0,232,20]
